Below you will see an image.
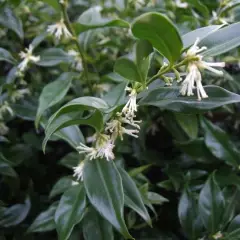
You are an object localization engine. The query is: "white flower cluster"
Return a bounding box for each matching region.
[73,86,141,180]
[47,18,72,40]
[180,38,225,100]
[18,44,40,72]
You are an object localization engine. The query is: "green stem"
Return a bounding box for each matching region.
[147,58,188,85]
[60,2,93,95]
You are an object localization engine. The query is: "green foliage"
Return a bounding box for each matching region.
[1,0,240,239]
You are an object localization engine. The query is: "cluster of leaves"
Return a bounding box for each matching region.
[1,0,240,239]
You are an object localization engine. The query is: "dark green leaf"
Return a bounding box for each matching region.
[28,202,58,232]
[36,48,72,66]
[139,85,240,113]
[0,48,16,64]
[83,159,133,239]
[178,188,203,239]
[114,58,141,83]
[103,81,128,107]
[55,184,86,240]
[35,72,76,128]
[0,6,23,39]
[49,177,78,199]
[131,12,183,63]
[82,207,114,240]
[54,125,85,150]
[174,113,198,139]
[201,117,240,167]
[118,166,152,225]
[134,40,153,82]
[43,97,108,151]
[182,25,222,49]
[74,7,129,34]
[198,174,225,233]
[0,197,31,227]
[175,138,216,163]
[200,22,240,57]
[59,152,81,169]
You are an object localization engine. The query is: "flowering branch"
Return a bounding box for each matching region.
[59,0,93,94]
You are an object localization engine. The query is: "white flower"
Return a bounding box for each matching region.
[68,50,82,71]
[59,0,65,4]
[180,38,225,100]
[10,88,30,103]
[105,114,140,141]
[122,87,138,120]
[96,140,115,161]
[18,45,40,72]
[212,231,223,239]
[175,0,188,8]
[73,161,84,181]
[47,19,72,40]
[76,134,115,161]
[76,143,97,160]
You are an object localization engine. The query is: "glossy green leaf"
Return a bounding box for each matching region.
[59,152,80,169]
[103,81,128,107]
[74,7,129,34]
[174,113,198,139]
[49,177,78,199]
[139,85,240,113]
[36,48,72,66]
[0,48,16,64]
[147,192,168,205]
[28,202,58,232]
[43,97,108,151]
[198,174,225,233]
[82,207,114,240]
[55,184,86,240]
[182,25,222,49]
[128,164,152,177]
[201,117,240,167]
[0,197,31,227]
[178,188,203,239]
[35,72,76,128]
[118,166,152,225]
[43,112,102,152]
[83,159,133,239]
[175,138,216,163]
[131,12,183,63]
[200,22,240,57]
[114,58,141,83]
[0,6,23,39]
[134,40,153,82]
[53,125,85,150]
[11,99,37,121]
